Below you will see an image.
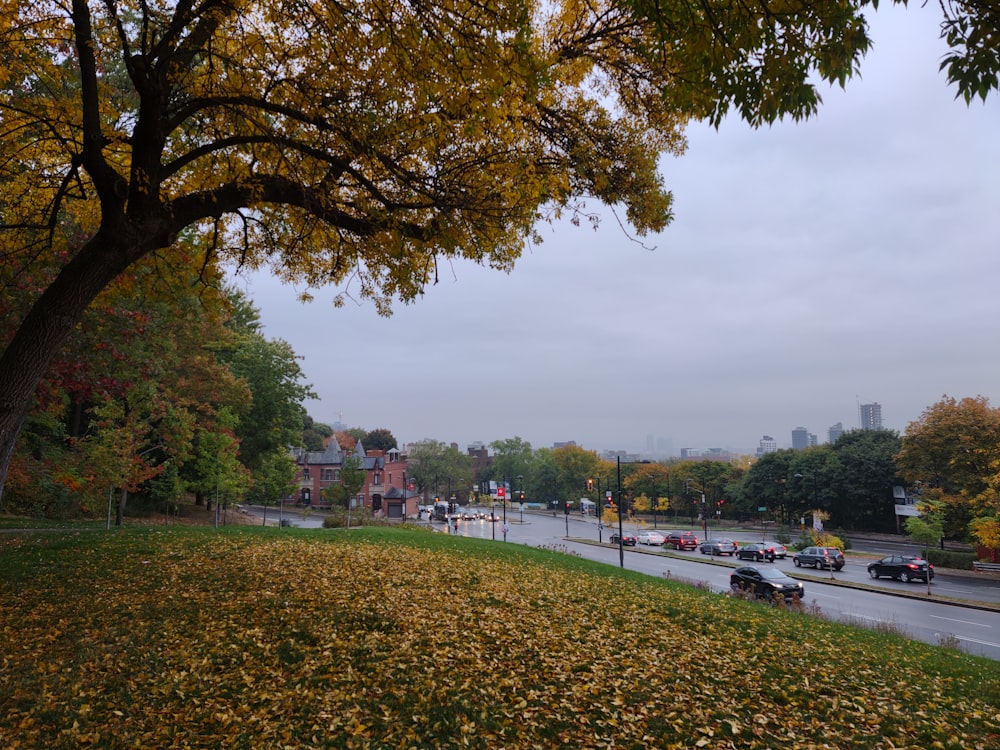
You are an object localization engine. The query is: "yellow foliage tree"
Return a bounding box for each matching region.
[0,0,925,501]
[0,0,694,500]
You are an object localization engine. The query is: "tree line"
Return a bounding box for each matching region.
[403,407,1000,549]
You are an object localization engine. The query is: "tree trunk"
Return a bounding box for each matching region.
[0,230,150,506]
[116,487,128,527]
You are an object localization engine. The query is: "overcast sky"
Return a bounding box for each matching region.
[228,5,999,457]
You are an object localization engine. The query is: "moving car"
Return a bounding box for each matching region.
[637,530,666,546]
[761,541,788,559]
[664,531,699,550]
[793,546,845,571]
[610,532,637,546]
[867,555,934,583]
[698,538,737,556]
[736,543,775,562]
[730,566,805,601]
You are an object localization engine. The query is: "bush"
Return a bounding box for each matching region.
[925,548,977,570]
[321,506,398,528]
[792,530,845,551]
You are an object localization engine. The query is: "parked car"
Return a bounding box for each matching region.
[664,531,699,550]
[735,542,775,562]
[698,538,737,556]
[761,541,788,559]
[793,546,845,571]
[730,566,805,601]
[867,555,935,583]
[610,532,637,546]
[637,530,666,546]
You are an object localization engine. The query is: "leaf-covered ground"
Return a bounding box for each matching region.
[1,527,998,749]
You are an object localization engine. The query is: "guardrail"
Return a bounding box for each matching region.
[972,561,1000,573]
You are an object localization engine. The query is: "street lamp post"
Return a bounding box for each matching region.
[517,475,524,523]
[596,478,603,543]
[795,471,832,579]
[685,478,708,541]
[616,457,625,568]
[502,477,508,541]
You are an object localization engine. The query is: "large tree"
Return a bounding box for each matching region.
[0,0,682,500]
[896,395,1000,540]
[829,428,902,532]
[3,0,993,503]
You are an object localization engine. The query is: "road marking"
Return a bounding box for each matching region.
[929,614,991,629]
[952,635,1000,649]
[807,590,841,600]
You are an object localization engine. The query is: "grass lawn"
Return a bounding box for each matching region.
[1,525,998,749]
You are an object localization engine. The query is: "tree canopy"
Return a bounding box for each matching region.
[2,0,997,503]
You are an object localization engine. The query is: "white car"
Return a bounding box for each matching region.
[637,530,666,546]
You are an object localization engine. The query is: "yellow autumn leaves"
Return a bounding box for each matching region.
[1,527,998,749]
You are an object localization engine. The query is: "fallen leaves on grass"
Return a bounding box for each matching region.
[0,529,998,749]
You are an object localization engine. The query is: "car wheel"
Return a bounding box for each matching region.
[868,568,879,579]
[793,558,801,567]
[900,571,911,583]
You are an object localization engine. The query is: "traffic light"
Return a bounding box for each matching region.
[565,500,571,514]
[586,478,594,491]
[519,491,525,501]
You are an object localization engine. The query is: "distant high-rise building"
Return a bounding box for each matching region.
[792,427,810,451]
[859,403,883,430]
[757,436,777,456]
[828,422,844,444]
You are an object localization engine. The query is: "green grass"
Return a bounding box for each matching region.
[1,526,998,749]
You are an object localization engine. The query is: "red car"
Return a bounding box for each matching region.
[665,531,699,550]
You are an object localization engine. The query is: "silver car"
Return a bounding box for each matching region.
[637,530,666,545]
[698,538,737,556]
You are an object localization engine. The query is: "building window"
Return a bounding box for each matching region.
[334,470,340,481]
[373,472,381,485]
[302,468,310,480]
[324,469,334,481]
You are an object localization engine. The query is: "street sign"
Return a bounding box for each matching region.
[497,486,506,498]
[757,506,767,512]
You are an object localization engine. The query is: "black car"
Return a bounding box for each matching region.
[792,546,845,571]
[730,566,805,601]
[610,532,637,546]
[735,542,775,562]
[867,555,935,583]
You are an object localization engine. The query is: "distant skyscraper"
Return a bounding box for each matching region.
[757,436,777,456]
[859,403,883,430]
[791,427,810,451]
[828,422,844,444]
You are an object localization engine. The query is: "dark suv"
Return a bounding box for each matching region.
[792,546,845,571]
[867,555,934,583]
[665,531,699,550]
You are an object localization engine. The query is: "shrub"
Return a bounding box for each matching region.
[925,549,977,570]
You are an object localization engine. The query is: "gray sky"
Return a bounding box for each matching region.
[229,5,1000,457]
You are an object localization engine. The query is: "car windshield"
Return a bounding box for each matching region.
[758,568,791,580]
